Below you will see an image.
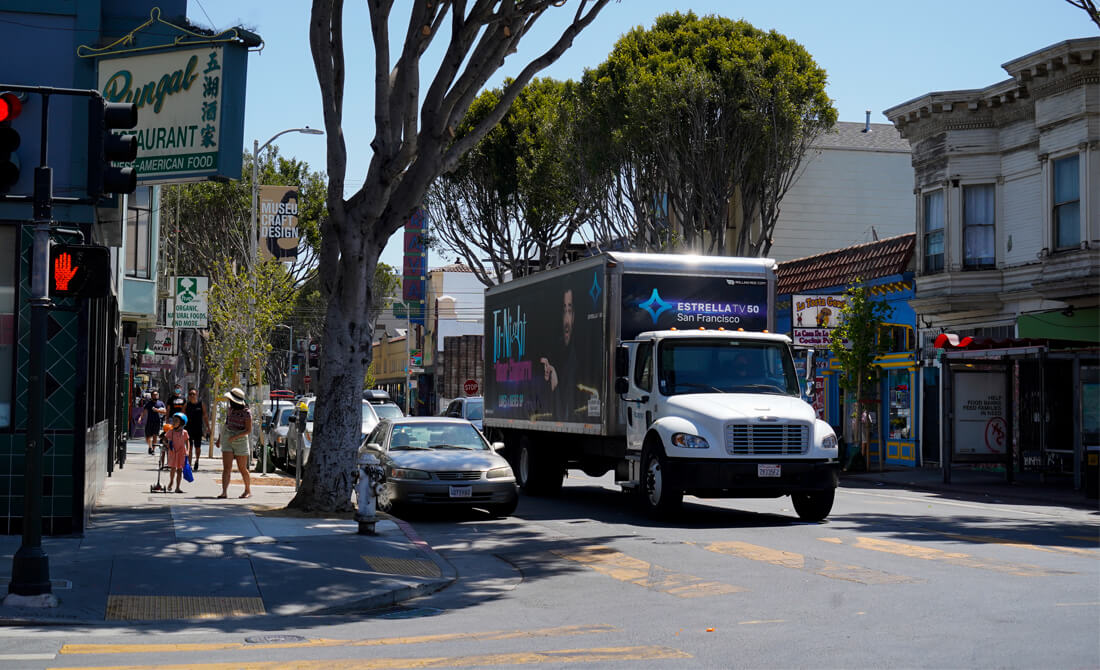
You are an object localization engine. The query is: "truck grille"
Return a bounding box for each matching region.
[434,471,482,481]
[725,424,808,455]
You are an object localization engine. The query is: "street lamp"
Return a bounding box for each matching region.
[250,127,324,265]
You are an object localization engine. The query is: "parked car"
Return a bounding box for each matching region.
[363,417,518,517]
[260,399,298,468]
[364,389,404,420]
[286,397,380,473]
[444,396,483,432]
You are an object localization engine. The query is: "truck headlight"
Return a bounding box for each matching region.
[671,433,709,449]
[390,467,430,480]
[487,466,514,479]
[822,434,838,450]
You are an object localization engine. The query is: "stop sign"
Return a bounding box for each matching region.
[304,375,312,384]
[463,379,479,395]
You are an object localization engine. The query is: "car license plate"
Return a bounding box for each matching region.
[449,486,472,498]
[757,464,781,478]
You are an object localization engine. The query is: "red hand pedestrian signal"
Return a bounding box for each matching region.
[53,252,78,291]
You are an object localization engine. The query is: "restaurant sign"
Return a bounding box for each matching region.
[792,293,849,348]
[97,44,248,183]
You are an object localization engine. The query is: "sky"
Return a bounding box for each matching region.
[188,0,1095,271]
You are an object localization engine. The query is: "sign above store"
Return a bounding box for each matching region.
[792,293,849,348]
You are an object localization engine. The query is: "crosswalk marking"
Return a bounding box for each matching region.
[932,531,1100,558]
[51,645,691,670]
[60,624,619,655]
[845,537,1076,576]
[703,541,919,585]
[551,546,743,597]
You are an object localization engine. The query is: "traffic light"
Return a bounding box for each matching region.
[49,244,111,299]
[0,91,23,193]
[86,96,138,198]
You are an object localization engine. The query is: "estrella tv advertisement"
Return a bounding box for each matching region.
[620,274,768,340]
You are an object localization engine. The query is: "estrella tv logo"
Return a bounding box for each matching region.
[638,288,674,324]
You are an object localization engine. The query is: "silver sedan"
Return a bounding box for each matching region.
[363,417,519,518]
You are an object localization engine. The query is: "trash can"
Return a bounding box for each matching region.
[1085,448,1098,500]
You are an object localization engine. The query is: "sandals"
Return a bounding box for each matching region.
[238,492,251,499]
[216,493,227,499]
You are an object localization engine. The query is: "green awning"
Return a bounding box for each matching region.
[1017,308,1100,343]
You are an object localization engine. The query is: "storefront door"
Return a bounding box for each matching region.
[921,367,940,466]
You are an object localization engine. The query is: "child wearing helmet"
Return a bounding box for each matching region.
[165,412,190,493]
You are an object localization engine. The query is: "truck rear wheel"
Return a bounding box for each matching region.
[792,489,835,522]
[517,437,563,497]
[640,441,682,516]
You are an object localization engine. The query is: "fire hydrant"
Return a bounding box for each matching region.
[355,445,386,535]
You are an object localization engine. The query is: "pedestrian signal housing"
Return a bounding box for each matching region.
[86,96,138,197]
[0,91,23,193]
[49,244,111,299]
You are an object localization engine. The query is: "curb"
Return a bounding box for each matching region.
[841,474,1098,512]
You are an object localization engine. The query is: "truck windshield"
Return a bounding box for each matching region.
[657,339,800,397]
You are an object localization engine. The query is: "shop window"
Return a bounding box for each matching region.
[1053,154,1079,250]
[963,184,995,268]
[887,370,912,440]
[877,324,912,353]
[1083,365,1099,446]
[922,190,944,274]
[0,226,13,428]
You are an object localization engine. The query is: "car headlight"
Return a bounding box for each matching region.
[390,467,430,480]
[487,466,514,479]
[822,433,838,450]
[671,433,709,449]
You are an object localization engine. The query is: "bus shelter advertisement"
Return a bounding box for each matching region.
[620,274,768,339]
[485,265,606,425]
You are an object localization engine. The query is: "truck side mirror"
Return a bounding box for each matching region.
[614,346,629,377]
[614,377,629,395]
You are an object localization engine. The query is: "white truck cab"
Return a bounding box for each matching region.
[617,329,838,519]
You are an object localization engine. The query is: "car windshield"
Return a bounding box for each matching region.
[305,401,316,422]
[361,403,377,425]
[388,422,489,451]
[466,400,483,421]
[278,408,293,426]
[373,404,404,420]
[658,339,801,397]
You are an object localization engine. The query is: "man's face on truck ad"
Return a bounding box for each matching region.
[562,289,574,346]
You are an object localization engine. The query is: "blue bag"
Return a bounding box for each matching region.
[182,457,194,483]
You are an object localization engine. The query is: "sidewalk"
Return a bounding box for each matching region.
[0,439,454,625]
[841,462,1099,512]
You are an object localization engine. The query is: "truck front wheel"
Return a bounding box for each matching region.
[640,441,682,516]
[792,489,835,522]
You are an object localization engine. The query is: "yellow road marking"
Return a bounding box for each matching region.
[705,541,919,585]
[552,546,743,598]
[60,624,618,655]
[818,537,843,544]
[934,531,1099,558]
[849,537,1075,576]
[52,645,690,669]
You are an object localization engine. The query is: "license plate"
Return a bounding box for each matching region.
[757,464,781,478]
[449,485,472,498]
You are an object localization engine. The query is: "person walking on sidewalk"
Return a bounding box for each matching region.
[184,387,211,472]
[165,413,190,493]
[216,387,253,499]
[143,391,166,455]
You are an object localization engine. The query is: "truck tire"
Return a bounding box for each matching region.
[792,489,835,522]
[640,440,682,516]
[517,437,563,496]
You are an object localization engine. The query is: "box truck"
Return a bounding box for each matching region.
[483,252,839,520]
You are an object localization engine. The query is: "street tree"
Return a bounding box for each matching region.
[580,12,835,255]
[1064,0,1100,29]
[427,78,595,286]
[828,280,893,471]
[292,0,610,513]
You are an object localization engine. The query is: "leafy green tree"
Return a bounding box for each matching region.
[294,1,609,513]
[579,12,836,255]
[829,281,893,470]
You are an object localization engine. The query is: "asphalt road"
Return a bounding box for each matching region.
[2,474,1098,669]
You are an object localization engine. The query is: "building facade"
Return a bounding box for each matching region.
[884,37,1099,491]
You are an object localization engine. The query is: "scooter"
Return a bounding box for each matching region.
[150,441,167,493]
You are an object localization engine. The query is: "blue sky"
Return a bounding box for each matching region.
[189,0,1094,270]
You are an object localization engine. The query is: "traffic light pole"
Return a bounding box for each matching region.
[9,91,55,599]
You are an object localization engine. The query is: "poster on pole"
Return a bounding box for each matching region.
[258,185,300,261]
[953,371,1007,456]
[168,276,208,328]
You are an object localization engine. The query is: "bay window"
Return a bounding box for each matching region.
[922,190,944,273]
[1053,154,1079,250]
[963,184,995,268]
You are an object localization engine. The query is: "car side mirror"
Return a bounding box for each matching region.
[366,442,383,453]
[491,441,505,452]
[614,377,629,395]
